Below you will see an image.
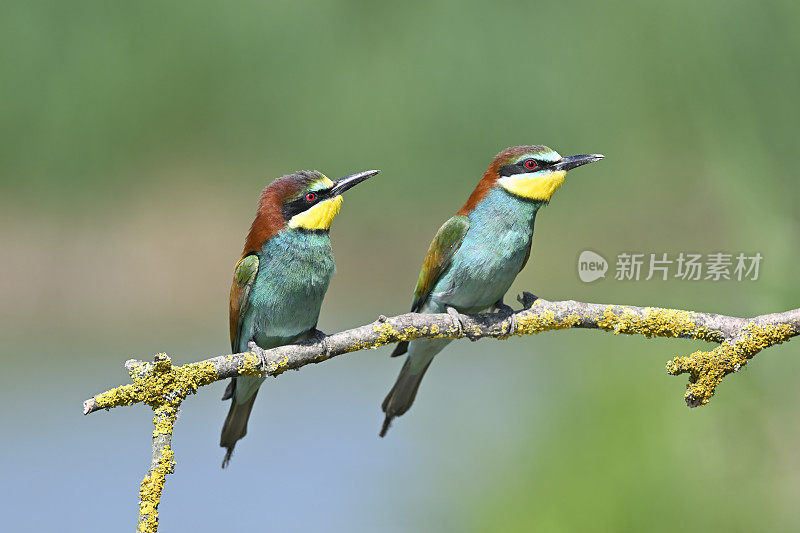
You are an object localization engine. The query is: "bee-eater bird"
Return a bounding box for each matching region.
[380,145,603,437]
[221,168,379,467]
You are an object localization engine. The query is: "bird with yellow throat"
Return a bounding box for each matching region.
[380,146,603,436]
[221,168,379,466]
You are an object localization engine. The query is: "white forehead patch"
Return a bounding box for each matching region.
[515,150,561,164]
[307,174,335,192]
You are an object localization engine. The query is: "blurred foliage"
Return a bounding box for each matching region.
[1,1,799,531]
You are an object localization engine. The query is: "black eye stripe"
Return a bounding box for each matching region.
[498,159,552,177]
[281,189,331,221]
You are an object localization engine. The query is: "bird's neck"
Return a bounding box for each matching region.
[468,185,543,231]
[243,202,285,255]
[261,227,332,256]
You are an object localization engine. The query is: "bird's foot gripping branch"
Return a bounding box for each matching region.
[83,295,799,533]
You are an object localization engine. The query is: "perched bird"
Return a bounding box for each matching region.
[380,145,603,436]
[221,168,379,467]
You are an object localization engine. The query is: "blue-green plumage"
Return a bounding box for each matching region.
[380,188,541,435]
[428,187,539,313]
[221,168,379,466]
[232,230,336,403]
[241,230,335,352]
[380,146,603,436]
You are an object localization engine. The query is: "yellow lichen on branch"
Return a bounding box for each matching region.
[82,298,798,533]
[514,308,580,336]
[138,440,175,533]
[238,351,263,376]
[91,354,256,412]
[152,404,178,439]
[597,306,721,341]
[87,353,267,532]
[667,322,795,407]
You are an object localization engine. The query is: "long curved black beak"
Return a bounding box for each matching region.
[553,154,604,171]
[330,169,380,196]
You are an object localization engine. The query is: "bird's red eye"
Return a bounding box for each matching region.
[524,159,537,170]
[305,192,317,202]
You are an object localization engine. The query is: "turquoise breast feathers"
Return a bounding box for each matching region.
[428,187,540,314]
[238,229,336,352]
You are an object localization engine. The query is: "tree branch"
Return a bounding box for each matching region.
[83,293,799,532]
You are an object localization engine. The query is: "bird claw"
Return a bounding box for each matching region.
[517,291,538,309]
[246,340,266,358]
[309,328,331,355]
[491,300,517,335]
[507,314,518,336]
[446,307,463,336]
[494,302,515,315]
[447,307,464,337]
[309,328,327,342]
[447,307,479,341]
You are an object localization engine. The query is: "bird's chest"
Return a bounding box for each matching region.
[246,231,335,347]
[433,190,538,312]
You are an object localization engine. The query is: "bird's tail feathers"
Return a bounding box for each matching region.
[221,377,235,400]
[380,357,432,437]
[390,341,409,357]
[220,388,258,468]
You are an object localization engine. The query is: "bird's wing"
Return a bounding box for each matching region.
[229,253,260,352]
[411,215,470,311]
[390,215,469,357]
[519,238,533,274]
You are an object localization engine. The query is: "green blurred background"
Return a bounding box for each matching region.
[2,1,799,531]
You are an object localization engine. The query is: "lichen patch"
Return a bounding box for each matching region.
[667,322,794,407]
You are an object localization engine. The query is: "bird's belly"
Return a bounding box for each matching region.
[251,285,327,343]
[441,271,516,311]
[432,230,530,313]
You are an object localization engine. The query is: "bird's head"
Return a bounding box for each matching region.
[492,145,604,203]
[460,145,603,214]
[243,169,379,253]
[277,169,379,231]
